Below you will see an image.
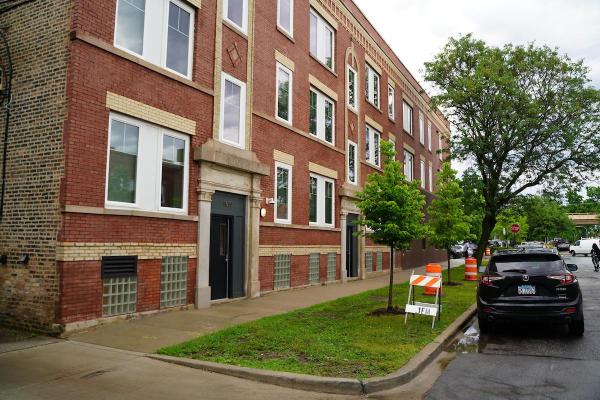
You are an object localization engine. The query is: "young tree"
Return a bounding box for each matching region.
[424,34,600,266]
[356,141,428,312]
[428,162,471,285]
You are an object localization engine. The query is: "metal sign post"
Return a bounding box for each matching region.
[404,271,442,329]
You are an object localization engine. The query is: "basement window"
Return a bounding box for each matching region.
[102,256,138,317]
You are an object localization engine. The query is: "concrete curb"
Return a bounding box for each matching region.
[148,304,477,395]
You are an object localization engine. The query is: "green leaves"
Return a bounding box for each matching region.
[355,141,428,251]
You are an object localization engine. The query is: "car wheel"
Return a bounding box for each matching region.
[569,316,584,336]
[570,250,576,257]
[478,316,492,334]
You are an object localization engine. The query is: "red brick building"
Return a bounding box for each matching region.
[0,0,449,332]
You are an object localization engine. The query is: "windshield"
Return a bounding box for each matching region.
[489,254,564,274]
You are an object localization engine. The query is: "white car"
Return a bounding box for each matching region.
[570,238,600,257]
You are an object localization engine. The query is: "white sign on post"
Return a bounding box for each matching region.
[404,272,442,328]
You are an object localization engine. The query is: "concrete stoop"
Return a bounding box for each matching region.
[149,304,477,395]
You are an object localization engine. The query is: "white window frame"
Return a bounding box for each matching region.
[427,121,432,152]
[309,9,335,70]
[277,0,294,37]
[309,173,335,227]
[420,159,426,189]
[347,65,358,112]
[388,84,395,120]
[275,63,293,125]
[428,161,433,191]
[419,112,425,145]
[219,72,247,149]
[114,0,195,79]
[365,63,380,108]
[223,0,248,34]
[365,125,381,168]
[274,162,292,224]
[105,112,190,215]
[347,140,358,185]
[403,101,413,135]
[309,87,335,145]
[404,150,414,182]
[439,135,443,160]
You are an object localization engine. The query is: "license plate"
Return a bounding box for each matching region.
[518,285,536,295]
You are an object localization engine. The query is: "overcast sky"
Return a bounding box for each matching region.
[353,0,600,191]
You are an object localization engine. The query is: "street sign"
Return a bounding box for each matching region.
[511,223,521,234]
[405,272,442,328]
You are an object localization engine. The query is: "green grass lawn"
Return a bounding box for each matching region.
[158,266,477,379]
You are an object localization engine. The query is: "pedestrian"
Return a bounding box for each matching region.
[592,243,600,272]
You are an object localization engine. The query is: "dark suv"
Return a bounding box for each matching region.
[477,249,584,335]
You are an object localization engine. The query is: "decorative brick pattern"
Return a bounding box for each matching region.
[259,245,341,257]
[56,243,197,262]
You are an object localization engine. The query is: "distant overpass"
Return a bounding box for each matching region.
[568,213,599,226]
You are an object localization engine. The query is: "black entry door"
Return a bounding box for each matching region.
[210,215,232,300]
[346,214,359,277]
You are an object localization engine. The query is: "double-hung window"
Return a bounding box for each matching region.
[347,66,358,111]
[388,85,395,120]
[427,121,432,151]
[277,0,293,36]
[220,73,247,148]
[276,63,292,124]
[365,64,380,108]
[403,101,413,134]
[275,162,292,224]
[224,0,248,33]
[309,88,335,145]
[347,141,357,185]
[310,9,334,69]
[365,125,381,167]
[420,159,426,189]
[404,150,414,181]
[106,113,189,213]
[428,162,433,191]
[419,112,425,145]
[309,174,334,227]
[114,0,194,78]
[439,136,443,160]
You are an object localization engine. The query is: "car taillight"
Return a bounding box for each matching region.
[481,275,503,286]
[547,273,576,285]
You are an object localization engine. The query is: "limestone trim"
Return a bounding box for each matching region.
[185,0,201,7]
[309,74,338,101]
[312,0,449,135]
[71,31,213,96]
[275,50,295,72]
[260,245,341,257]
[273,149,295,166]
[194,139,269,176]
[309,0,339,30]
[365,54,382,75]
[56,243,197,262]
[364,115,383,132]
[106,92,196,135]
[388,132,396,143]
[309,162,339,180]
[402,95,414,107]
[365,245,391,253]
[62,205,198,221]
[403,142,415,153]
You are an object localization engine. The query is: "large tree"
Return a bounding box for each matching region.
[424,34,600,264]
[521,196,577,241]
[428,162,471,285]
[460,167,485,239]
[355,141,428,312]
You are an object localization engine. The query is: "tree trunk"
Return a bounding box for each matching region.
[476,212,497,266]
[447,248,452,284]
[387,246,394,311]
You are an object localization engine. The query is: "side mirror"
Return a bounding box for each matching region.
[478,266,487,274]
[567,264,578,272]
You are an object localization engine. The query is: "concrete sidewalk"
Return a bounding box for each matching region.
[68,260,464,353]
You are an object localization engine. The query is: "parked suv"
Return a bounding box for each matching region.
[477,249,584,335]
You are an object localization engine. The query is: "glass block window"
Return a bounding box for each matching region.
[376,252,383,272]
[327,253,336,282]
[160,256,188,309]
[309,253,320,284]
[103,276,137,317]
[365,252,373,273]
[274,254,291,290]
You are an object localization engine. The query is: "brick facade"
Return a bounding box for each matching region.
[0,0,449,331]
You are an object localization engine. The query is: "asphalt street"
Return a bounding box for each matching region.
[426,253,600,400]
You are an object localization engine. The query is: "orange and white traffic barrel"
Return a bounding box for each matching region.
[464,258,478,281]
[424,263,442,296]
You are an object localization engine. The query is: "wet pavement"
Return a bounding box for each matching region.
[427,253,600,400]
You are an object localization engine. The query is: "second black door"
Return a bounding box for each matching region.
[209,215,232,300]
[346,214,359,277]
